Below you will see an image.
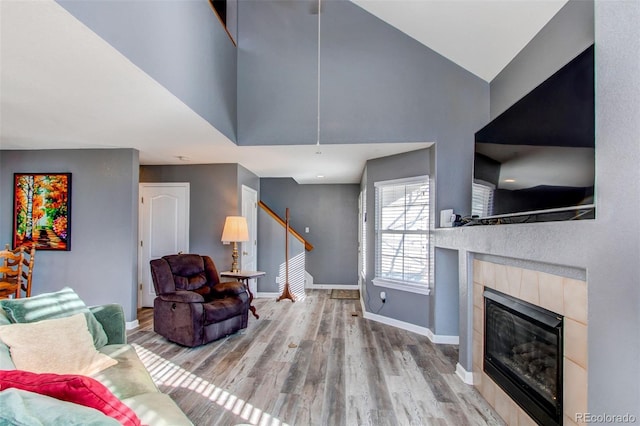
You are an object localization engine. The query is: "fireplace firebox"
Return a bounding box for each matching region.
[484,288,563,426]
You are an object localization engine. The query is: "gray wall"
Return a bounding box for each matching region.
[237,164,260,204]
[589,0,640,414]
[237,0,488,228]
[260,178,359,285]
[363,148,431,327]
[140,164,259,272]
[237,0,486,147]
[57,0,237,140]
[433,247,459,336]
[226,0,238,44]
[237,0,317,145]
[437,0,640,415]
[0,149,139,322]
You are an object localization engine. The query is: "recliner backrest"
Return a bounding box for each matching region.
[164,254,208,291]
[150,254,222,296]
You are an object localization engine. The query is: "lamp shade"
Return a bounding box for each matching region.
[221,216,249,242]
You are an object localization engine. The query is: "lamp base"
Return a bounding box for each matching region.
[231,241,240,273]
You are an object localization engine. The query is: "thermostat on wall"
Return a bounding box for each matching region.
[440,209,455,228]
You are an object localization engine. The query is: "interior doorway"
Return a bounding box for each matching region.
[241,185,258,293]
[138,183,190,307]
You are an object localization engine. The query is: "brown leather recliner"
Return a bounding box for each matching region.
[149,254,249,347]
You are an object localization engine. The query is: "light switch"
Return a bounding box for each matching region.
[305,227,310,233]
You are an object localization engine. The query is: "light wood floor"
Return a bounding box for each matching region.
[128,290,504,426]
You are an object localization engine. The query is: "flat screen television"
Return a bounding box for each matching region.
[471,44,595,224]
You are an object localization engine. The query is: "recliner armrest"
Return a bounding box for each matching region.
[159,290,205,304]
[212,280,246,297]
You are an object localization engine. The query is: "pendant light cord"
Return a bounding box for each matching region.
[316,0,322,150]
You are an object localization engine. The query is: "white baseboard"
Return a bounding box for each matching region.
[257,289,344,298]
[311,284,359,290]
[126,320,139,330]
[426,329,460,345]
[255,292,280,298]
[456,363,474,385]
[363,310,459,345]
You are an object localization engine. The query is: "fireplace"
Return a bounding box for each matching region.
[484,288,563,426]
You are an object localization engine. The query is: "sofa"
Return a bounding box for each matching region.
[0,289,193,425]
[150,254,249,347]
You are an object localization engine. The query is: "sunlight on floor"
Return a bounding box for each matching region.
[278,251,306,301]
[132,344,289,426]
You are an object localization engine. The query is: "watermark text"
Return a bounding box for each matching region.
[576,413,637,423]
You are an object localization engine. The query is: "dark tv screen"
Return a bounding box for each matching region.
[472,45,595,223]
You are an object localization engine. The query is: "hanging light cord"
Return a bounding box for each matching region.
[316,0,322,150]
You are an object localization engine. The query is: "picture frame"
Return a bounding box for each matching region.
[13,173,72,251]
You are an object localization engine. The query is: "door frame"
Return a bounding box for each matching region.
[138,182,190,308]
[241,185,258,291]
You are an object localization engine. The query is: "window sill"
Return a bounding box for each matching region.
[372,278,431,295]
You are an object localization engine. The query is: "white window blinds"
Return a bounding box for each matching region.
[375,177,429,287]
[361,189,367,279]
[472,181,495,218]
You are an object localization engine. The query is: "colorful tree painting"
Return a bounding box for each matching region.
[13,173,71,250]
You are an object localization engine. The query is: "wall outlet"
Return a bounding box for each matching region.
[380,291,386,302]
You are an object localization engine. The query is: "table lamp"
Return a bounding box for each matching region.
[221,216,249,273]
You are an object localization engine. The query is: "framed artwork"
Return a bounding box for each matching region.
[13,173,71,251]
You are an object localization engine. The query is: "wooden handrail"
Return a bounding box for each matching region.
[258,201,314,251]
[207,0,237,47]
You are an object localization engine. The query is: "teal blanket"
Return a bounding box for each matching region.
[0,388,119,426]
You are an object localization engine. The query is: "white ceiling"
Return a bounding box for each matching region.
[0,0,566,184]
[352,0,569,82]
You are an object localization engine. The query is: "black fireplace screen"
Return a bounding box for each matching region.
[484,288,563,426]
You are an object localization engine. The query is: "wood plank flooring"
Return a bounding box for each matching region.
[128,290,504,426]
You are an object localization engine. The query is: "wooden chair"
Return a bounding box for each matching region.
[18,245,36,297]
[0,247,24,299]
[2,244,35,298]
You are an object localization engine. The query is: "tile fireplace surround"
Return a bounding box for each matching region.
[472,259,588,426]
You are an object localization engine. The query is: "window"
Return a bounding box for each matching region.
[359,189,367,280]
[373,176,430,295]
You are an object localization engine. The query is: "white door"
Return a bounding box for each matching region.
[241,185,258,293]
[139,183,190,307]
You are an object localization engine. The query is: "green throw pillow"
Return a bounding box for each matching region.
[0,287,108,349]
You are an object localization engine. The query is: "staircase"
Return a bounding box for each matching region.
[258,201,314,300]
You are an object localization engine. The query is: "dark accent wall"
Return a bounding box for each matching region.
[140,164,259,272]
[481,45,594,148]
[0,149,139,322]
[473,154,500,186]
[57,0,237,140]
[490,0,594,118]
[260,178,359,285]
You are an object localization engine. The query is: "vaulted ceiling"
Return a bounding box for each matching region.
[353,0,568,82]
[0,0,567,183]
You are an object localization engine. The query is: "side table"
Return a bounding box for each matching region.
[220,270,265,319]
